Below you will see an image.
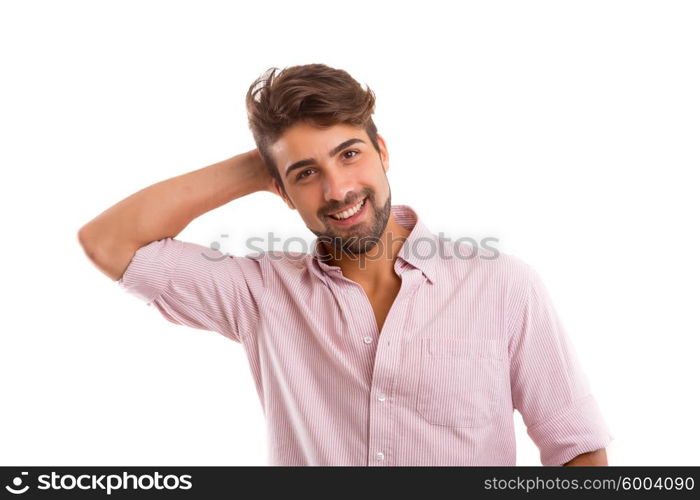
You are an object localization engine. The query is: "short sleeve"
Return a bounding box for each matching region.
[117,237,265,344]
[507,262,614,466]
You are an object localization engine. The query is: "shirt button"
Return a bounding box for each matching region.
[363,336,373,344]
[377,392,386,401]
[375,451,385,461]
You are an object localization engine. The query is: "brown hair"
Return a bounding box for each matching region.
[245,63,380,196]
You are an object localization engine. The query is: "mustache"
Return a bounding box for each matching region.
[322,193,370,216]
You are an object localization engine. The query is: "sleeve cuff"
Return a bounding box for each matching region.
[117,238,184,304]
[527,394,615,466]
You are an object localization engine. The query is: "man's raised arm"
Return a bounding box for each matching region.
[77,149,275,281]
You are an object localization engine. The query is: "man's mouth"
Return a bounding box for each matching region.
[327,197,368,221]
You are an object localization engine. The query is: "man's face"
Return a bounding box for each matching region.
[269,121,392,256]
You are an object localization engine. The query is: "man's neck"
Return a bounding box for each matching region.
[322,214,412,291]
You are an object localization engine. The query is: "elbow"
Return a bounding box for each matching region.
[77,222,110,266]
[77,224,125,281]
[77,224,99,261]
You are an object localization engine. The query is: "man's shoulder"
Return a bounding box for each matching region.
[437,237,533,281]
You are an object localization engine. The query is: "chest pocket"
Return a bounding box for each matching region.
[416,337,505,428]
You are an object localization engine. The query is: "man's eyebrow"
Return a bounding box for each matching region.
[284,138,366,178]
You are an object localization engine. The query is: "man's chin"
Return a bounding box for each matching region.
[312,194,391,258]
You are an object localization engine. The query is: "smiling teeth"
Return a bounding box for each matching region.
[330,198,366,220]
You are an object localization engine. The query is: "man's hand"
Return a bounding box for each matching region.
[563,448,608,466]
[244,148,277,194]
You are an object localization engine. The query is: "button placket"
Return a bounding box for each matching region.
[365,269,426,467]
[346,269,423,465]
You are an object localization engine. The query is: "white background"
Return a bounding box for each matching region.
[1,0,698,466]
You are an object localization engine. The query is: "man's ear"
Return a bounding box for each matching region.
[377,133,389,173]
[273,178,295,210]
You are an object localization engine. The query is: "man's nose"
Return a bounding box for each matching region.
[323,169,356,204]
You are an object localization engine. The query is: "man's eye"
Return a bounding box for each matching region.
[296,151,358,181]
[297,168,314,180]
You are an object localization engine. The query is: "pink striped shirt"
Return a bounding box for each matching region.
[117,204,613,466]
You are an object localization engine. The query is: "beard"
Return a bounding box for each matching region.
[311,187,392,259]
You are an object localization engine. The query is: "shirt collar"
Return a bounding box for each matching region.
[310,204,437,284]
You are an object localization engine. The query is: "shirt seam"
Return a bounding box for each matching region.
[247,256,269,342]
[149,238,186,305]
[527,393,593,433]
[507,264,531,360]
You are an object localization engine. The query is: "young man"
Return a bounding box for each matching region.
[77,64,613,466]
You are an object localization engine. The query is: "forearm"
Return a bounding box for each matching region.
[563,448,608,466]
